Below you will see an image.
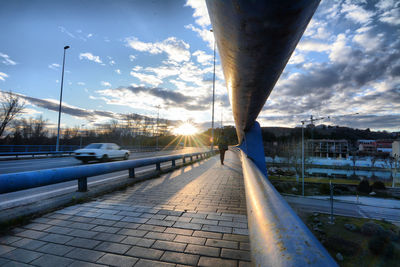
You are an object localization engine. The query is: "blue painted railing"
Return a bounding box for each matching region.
[0,151,214,194]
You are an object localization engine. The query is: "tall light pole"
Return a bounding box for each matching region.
[79,124,85,148]
[156,105,160,151]
[220,101,223,129]
[301,121,305,196]
[210,29,216,151]
[56,45,70,152]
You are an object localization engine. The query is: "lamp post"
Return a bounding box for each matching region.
[156,105,160,151]
[56,45,70,152]
[301,121,305,196]
[79,124,85,148]
[210,29,216,151]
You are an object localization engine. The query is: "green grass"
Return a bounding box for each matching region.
[299,213,400,267]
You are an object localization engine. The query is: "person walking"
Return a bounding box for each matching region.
[217,131,228,165]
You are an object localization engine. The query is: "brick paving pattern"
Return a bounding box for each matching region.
[0,151,251,266]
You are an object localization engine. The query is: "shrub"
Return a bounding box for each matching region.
[361,222,385,236]
[319,183,330,195]
[325,237,360,256]
[357,179,371,194]
[368,235,387,255]
[372,181,386,190]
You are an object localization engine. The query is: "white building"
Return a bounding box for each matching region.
[392,140,400,159]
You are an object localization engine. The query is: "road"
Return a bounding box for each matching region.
[284,195,400,222]
[0,147,208,211]
[0,147,204,174]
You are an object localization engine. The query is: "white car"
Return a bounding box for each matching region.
[74,143,130,163]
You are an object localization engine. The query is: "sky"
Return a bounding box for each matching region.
[0,0,399,132]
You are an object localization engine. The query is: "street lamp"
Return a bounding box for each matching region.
[79,124,85,148]
[210,29,216,151]
[56,45,70,152]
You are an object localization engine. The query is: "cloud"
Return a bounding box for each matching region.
[297,40,330,52]
[77,82,85,86]
[58,26,76,38]
[109,60,116,66]
[101,81,112,87]
[79,52,102,64]
[353,31,384,52]
[379,8,400,25]
[185,24,214,49]
[48,63,60,70]
[97,85,210,111]
[193,50,213,65]
[341,3,375,24]
[288,52,305,65]
[130,71,163,87]
[0,52,17,65]
[328,34,352,63]
[144,65,180,79]
[115,69,121,74]
[8,92,120,122]
[184,0,211,28]
[0,72,8,81]
[129,55,136,61]
[126,37,190,63]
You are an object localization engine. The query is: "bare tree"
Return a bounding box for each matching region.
[0,91,25,137]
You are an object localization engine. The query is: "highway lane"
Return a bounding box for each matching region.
[284,195,400,222]
[0,147,206,174]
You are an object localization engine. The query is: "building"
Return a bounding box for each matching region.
[357,140,376,153]
[376,139,393,153]
[392,140,400,159]
[306,139,348,158]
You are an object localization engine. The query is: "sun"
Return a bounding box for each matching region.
[173,122,199,136]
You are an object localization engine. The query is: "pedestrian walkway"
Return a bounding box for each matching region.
[0,151,251,266]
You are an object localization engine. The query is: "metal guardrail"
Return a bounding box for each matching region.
[240,150,337,266]
[0,145,79,152]
[0,145,183,153]
[0,146,185,159]
[0,151,74,159]
[0,151,215,194]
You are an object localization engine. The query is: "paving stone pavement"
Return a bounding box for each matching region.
[0,151,251,266]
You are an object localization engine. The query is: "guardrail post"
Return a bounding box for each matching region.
[129,168,135,178]
[156,162,161,171]
[182,157,186,164]
[172,160,176,167]
[78,177,88,192]
[190,156,193,162]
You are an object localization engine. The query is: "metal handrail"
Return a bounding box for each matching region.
[0,151,74,156]
[240,150,338,266]
[0,151,214,194]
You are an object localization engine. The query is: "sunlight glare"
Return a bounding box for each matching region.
[173,122,198,136]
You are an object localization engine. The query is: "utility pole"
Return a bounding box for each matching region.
[156,105,160,151]
[210,29,216,151]
[56,45,70,152]
[220,101,223,129]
